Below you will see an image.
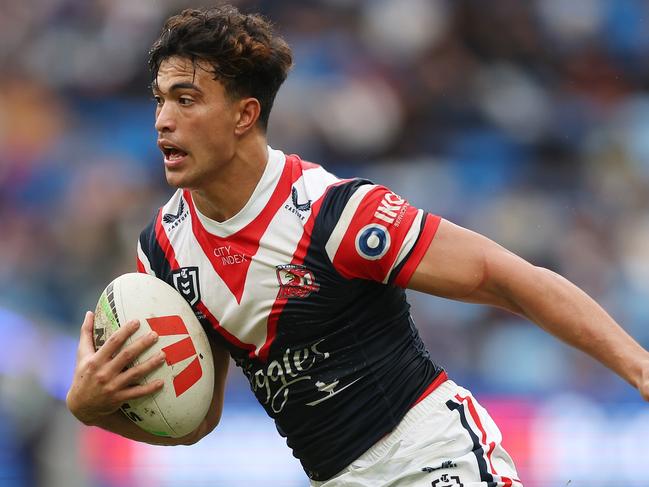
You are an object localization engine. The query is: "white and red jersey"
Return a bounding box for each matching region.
[136,147,444,480]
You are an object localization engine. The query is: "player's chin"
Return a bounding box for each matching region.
[164,168,192,189]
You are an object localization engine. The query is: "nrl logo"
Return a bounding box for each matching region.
[276,264,319,299]
[172,266,201,306]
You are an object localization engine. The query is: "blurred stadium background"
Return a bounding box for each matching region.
[2,0,649,486]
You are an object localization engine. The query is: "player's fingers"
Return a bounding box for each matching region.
[115,351,166,389]
[77,311,97,358]
[116,379,164,403]
[108,330,159,374]
[95,320,140,361]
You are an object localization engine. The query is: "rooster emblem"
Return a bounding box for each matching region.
[276,264,319,298]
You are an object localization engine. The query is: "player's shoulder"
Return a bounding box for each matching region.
[311,170,415,242]
[284,152,338,189]
[139,189,186,240]
[281,149,375,201]
[319,177,385,215]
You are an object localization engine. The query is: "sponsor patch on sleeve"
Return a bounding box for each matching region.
[325,185,429,283]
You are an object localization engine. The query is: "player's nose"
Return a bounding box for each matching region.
[155,103,176,133]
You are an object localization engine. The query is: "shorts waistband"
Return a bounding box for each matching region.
[413,370,448,407]
[353,377,459,465]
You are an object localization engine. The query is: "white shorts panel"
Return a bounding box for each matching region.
[310,380,523,487]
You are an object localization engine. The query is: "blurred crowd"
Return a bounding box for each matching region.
[3,0,649,414]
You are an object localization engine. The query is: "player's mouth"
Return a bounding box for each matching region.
[158,140,189,168]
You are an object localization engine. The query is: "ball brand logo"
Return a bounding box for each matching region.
[147,315,203,397]
[355,224,391,260]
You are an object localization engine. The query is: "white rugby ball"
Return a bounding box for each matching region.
[93,272,214,438]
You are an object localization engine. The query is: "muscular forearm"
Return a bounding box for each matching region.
[494,261,649,392]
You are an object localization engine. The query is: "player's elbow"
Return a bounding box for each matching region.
[178,430,203,446]
[178,409,222,446]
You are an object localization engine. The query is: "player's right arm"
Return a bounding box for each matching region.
[66,311,229,446]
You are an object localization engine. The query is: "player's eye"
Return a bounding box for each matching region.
[152,95,163,106]
[178,97,194,106]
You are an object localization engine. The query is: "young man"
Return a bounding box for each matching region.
[66,6,649,486]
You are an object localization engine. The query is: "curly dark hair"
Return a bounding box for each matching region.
[148,5,293,130]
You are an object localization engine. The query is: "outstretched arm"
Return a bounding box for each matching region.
[66,311,230,445]
[407,219,649,401]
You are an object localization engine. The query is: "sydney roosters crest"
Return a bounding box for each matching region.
[276,264,320,298]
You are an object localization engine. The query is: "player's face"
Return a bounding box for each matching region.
[152,56,240,189]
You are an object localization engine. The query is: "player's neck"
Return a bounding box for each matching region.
[191,135,268,223]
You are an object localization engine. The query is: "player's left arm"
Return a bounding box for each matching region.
[407,218,649,401]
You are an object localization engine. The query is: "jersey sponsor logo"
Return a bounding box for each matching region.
[172,267,201,306]
[431,474,463,487]
[305,377,362,406]
[213,245,249,266]
[355,224,391,260]
[237,338,362,413]
[147,315,203,397]
[163,198,189,230]
[373,191,407,226]
[237,339,331,413]
[276,264,320,298]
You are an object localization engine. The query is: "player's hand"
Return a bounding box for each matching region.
[66,311,166,425]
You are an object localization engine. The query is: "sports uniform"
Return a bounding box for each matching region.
[136,147,521,486]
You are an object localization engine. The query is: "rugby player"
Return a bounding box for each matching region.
[67,6,649,486]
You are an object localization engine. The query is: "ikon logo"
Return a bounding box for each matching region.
[147,315,203,397]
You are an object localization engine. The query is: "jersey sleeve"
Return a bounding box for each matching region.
[136,212,159,277]
[323,181,441,287]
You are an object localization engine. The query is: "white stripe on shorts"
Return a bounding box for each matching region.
[310,380,523,487]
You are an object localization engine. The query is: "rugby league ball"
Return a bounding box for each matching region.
[93,272,214,438]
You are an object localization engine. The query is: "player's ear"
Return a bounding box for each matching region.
[234,97,261,136]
